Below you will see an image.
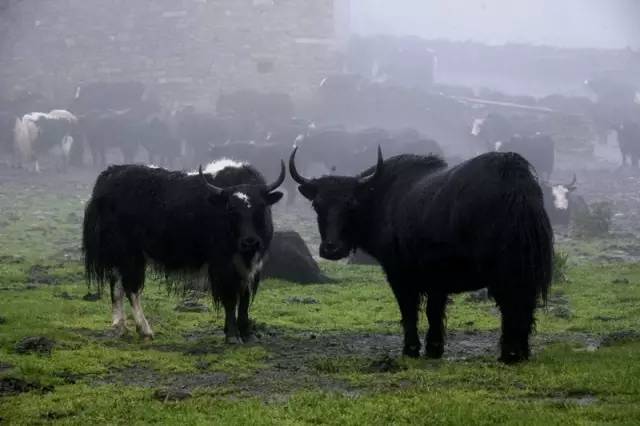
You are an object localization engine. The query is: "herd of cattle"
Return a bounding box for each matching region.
[0,79,615,227]
[2,78,638,362]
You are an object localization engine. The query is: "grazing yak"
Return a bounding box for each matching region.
[83,159,285,342]
[614,120,640,168]
[290,148,553,363]
[13,110,79,172]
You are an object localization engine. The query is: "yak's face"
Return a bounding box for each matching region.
[213,185,283,256]
[290,145,384,261]
[298,177,363,260]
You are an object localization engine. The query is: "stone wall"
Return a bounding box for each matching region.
[0,0,346,107]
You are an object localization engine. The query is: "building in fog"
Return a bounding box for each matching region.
[0,0,352,106]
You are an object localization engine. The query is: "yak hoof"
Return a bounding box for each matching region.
[241,333,256,343]
[425,343,444,359]
[499,346,529,364]
[402,345,420,358]
[225,335,244,345]
[111,322,128,338]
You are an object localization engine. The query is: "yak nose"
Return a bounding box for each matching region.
[323,242,338,253]
[240,236,261,252]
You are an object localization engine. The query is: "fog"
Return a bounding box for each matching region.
[351,0,640,49]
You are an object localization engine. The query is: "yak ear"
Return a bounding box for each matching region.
[298,184,317,200]
[265,191,284,205]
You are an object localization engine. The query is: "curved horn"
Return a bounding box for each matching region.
[265,160,286,193]
[566,173,577,191]
[289,146,312,185]
[198,165,223,195]
[358,145,384,185]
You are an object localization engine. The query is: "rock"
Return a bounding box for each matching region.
[27,265,57,285]
[82,292,101,302]
[285,296,319,305]
[611,278,630,284]
[153,387,192,402]
[550,306,573,319]
[367,355,403,373]
[55,291,74,300]
[263,230,333,284]
[14,336,55,355]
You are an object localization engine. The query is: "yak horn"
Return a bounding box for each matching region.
[358,145,384,185]
[199,165,224,195]
[265,160,286,193]
[289,146,312,185]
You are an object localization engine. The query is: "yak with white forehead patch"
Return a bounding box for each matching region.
[83,159,285,343]
[291,147,553,363]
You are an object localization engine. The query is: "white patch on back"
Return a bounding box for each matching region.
[233,192,251,208]
[188,158,246,176]
[494,141,503,151]
[552,185,569,210]
[146,164,160,169]
[471,118,485,136]
[24,109,77,123]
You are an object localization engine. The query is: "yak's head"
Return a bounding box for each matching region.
[199,162,284,256]
[289,146,384,260]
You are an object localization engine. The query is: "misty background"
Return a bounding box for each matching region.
[351,0,640,49]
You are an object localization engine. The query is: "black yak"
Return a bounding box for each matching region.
[290,147,553,363]
[83,159,285,342]
[615,120,640,167]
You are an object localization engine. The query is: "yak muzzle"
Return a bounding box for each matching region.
[239,236,262,254]
[319,241,350,261]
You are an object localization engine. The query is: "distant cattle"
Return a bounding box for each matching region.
[72,81,146,113]
[13,110,79,172]
[614,120,640,167]
[541,175,586,226]
[83,159,285,342]
[217,90,294,126]
[290,147,553,363]
[79,110,142,167]
[496,134,555,180]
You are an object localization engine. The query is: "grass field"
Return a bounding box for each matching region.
[1,176,640,425]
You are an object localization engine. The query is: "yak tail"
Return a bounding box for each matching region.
[82,196,108,293]
[494,157,554,305]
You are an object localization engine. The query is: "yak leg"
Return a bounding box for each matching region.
[223,296,242,344]
[127,291,153,340]
[495,292,535,364]
[109,274,127,335]
[425,292,447,359]
[121,262,153,340]
[238,274,259,342]
[390,281,421,357]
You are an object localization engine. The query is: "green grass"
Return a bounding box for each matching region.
[1,179,640,424]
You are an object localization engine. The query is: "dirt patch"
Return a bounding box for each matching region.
[14,336,56,355]
[96,365,229,391]
[27,264,58,285]
[0,377,54,397]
